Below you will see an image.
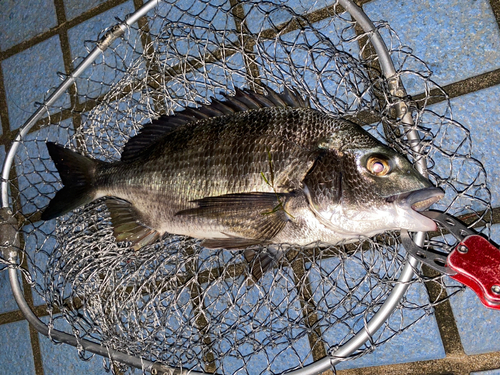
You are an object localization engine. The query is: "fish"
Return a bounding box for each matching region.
[42,85,443,279]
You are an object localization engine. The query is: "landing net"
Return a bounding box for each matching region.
[1,0,491,373]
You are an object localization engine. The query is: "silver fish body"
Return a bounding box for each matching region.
[43,86,442,273]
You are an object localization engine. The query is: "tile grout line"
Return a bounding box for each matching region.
[0,67,10,137]
[412,68,500,104]
[22,276,44,375]
[488,0,500,29]
[228,0,263,89]
[54,0,84,150]
[421,265,465,355]
[336,350,500,375]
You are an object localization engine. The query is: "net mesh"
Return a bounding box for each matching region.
[1,0,492,374]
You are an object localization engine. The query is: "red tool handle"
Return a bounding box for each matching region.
[448,235,500,309]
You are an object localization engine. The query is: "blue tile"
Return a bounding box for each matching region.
[68,1,135,60]
[76,88,159,163]
[448,224,500,355]
[0,321,36,375]
[2,36,69,132]
[363,0,500,94]
[335,281,445,369]
[0,262,20,314]
[165,53,248,109]
[38,316,109,375]
[147,0,238,102]
[244,0,340,35]
[150,0,232,37]
[22,220,59,308]
[203,271,312,373]
[306,251,444,369]
[471,370,500,375]
[67,1,136,101]
[428,85,500,209]
[153,287,204,371]
[64,0,109,20]
[271,0,338,17]
[0,0,58,51]
[253,17,361,115]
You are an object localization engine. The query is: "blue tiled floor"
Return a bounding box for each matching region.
[38,317,108,375]
[2,35,68,131]
[67,0,137,101]
[363,0,500,93]
[0,267,21,314]
[336,281,446,370]
[0,0,58,51]
[64,0,109,20]
[429,86,500,207]
[67,1,135,61]
[2,0,500,374]
[0,321,36,375]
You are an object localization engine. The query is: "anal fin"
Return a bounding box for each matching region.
[106,198,160,250]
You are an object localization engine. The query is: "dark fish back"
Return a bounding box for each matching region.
[120,86,310,163]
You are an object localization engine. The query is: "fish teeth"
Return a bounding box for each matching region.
[411,196,441,212]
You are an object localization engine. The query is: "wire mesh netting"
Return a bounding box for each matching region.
[0,0,492,374]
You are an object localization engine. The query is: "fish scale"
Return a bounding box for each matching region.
[42,86,444,279]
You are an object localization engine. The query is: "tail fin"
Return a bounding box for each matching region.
[41,142,99,220]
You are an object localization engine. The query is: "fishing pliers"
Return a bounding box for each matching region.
[401,210,500,310]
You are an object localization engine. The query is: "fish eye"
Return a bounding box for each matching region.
[366,156,391,176]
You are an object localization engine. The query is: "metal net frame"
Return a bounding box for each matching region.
[0,0,492,374]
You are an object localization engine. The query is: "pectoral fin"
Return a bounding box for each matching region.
[175,192,292,242]
[106,198,160,250]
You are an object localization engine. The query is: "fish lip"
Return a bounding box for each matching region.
[387,187,445,212]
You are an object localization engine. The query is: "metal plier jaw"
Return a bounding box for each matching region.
[401,210,500,310]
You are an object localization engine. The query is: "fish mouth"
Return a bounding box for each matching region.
[386,187,444,232]
[388,187,444,211]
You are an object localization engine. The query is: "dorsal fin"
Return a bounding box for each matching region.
[120,85,310,162]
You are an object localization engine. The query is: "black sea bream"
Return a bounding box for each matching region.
[42,86,443,277]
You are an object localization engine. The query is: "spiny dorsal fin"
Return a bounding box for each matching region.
[120,85,310,162]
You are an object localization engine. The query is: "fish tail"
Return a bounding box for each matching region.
[41,142,100,220]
